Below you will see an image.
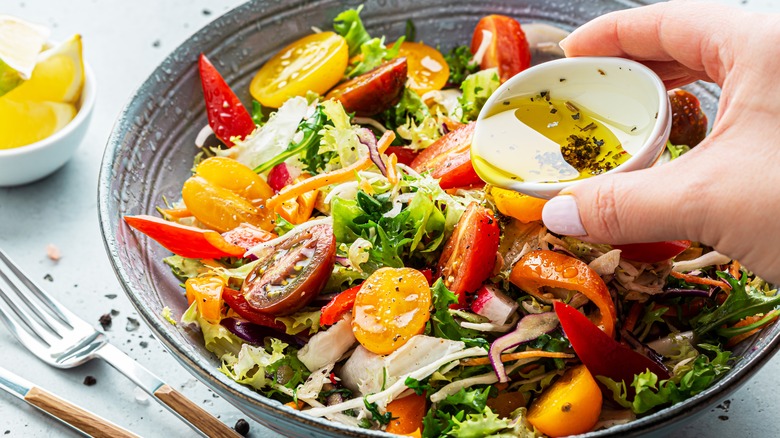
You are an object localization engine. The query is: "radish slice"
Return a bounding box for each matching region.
[489,312,559,382]
[471,284,519,324]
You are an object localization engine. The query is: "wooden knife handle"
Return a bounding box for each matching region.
[153,384,239,438]
[24,386,138,438]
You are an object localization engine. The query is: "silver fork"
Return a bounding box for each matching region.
[0,249,239,438]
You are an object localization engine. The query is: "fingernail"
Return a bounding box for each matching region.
[542,195,587,236]
[558,36,570,52]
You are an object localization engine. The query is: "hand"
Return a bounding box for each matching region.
[540,1,780,283]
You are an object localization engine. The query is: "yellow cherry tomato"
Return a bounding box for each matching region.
[194,157,273,203]
[491,187,547,223]
[396,41,449,95]
[526,365,603,437]
[250,32,348,108]
[182,158,275,233]
[185,275,226,324]
[352,267,432,355]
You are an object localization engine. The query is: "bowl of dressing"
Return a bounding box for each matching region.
[472,57,670,199]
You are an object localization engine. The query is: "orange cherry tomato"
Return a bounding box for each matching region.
[185,275,226,324]
[182,158,275,233]
[526,365,602,437]
[396,41,449,95]
[385,393,427,435]
[250,32,349,108]
[510,250,617,337]
[471,15,531,83]
[352,267,431,355]
[491,187,547,223]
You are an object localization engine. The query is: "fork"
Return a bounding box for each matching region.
[0,249,239,438]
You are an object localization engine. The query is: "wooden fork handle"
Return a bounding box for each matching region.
[24,386,138,438]
[154,384,240,438]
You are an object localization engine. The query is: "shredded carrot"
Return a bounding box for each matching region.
[461,351,574,366]
[623,301,643,333]
[266,131,395,210]
[284,400,305,410]
[725,313,779,347]
[729,260,742,279]
[669,271,731,291]
[386,153,399,185]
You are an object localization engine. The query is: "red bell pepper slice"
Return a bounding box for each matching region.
[198,54,256,147]
[320,284,362,326]
[386,146,419,166]
[222,288,286,331]
[510,250,617,337]
[124,215,245,259]
[612,241,691,264]
[554,301,670,385]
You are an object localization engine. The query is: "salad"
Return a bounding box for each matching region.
[125,7,780,437]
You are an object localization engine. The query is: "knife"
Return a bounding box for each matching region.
[0,366,138,438]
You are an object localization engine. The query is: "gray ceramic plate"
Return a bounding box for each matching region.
[98,1,779,437]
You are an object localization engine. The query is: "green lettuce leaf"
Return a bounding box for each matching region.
[254,105,326,173]
[396,113,442,151]
[444,45,479,87]
[181,301,243,362]
[599,343,732,414]
[422,386,491,438]
[163,255,208,282]
[380,87,430,130]
[347,37,404,78]
[458,68,500,121]
[693,272,780,336]
[428,279,481,341]
[666,141,690,160]
[333,6,371,57]
[274,308,321,335]
[449,407,511,438]
[318,99,363,169]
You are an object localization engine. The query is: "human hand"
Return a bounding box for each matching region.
[540,1,780,283]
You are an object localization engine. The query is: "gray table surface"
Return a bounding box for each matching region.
[1,0,777,437]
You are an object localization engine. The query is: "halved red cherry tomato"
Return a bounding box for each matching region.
[668,89,707,147]
[471,15,531,83]
[410,122,482,189]
[198,54,255,147]
[352,267,432,355]
[123,215,245,259]
[437,203,500,306]
[510,250,617,337]
[612,240,691,264]
[241,224,336,315]
[320,284,362,326]
[326,57,407,116]
[222,287,287,331]
[396,41,449,95]
[250,32,349,108]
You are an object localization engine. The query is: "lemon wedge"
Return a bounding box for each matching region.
[0,15,50,96]
[5,34,84,104]
[0,99,76,149]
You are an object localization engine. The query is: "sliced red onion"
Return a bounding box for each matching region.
[220,317,303,346]
[656,287,713,300]
[489,312,560,382]
[441,122,450,135]
[620,328,669,373]
[334,255,350,267]
[356,127,386,176]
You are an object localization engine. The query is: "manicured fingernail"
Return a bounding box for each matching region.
[558,36,570,52]
[542,195,587,236]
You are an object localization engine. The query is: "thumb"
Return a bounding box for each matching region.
[541,159,708,244]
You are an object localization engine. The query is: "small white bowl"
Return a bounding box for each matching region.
[472,57,670,199]
[0,63,96,187]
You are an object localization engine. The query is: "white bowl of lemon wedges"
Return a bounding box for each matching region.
[0,15,95,187]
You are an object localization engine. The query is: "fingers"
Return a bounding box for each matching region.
[560,1,747,85]
[542,157,711,245]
